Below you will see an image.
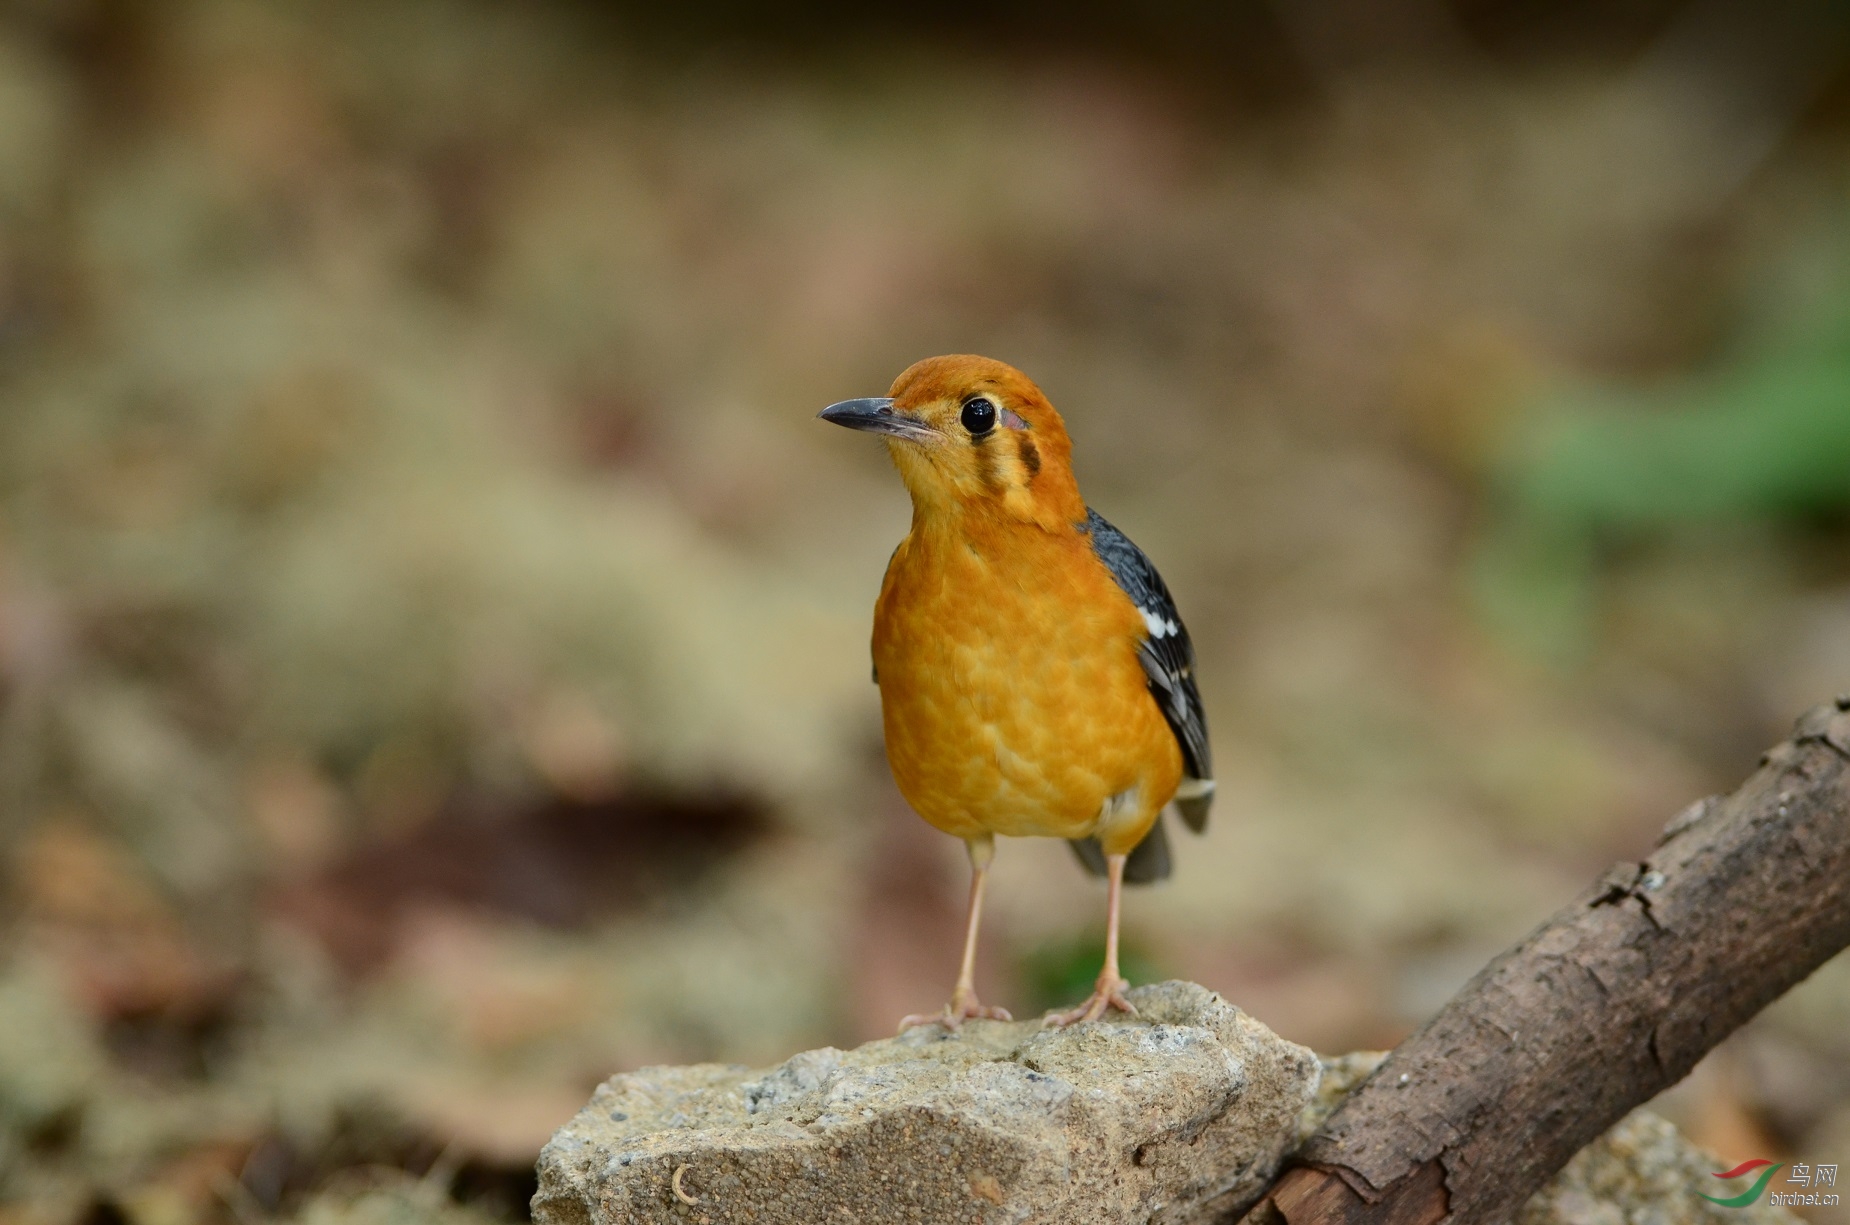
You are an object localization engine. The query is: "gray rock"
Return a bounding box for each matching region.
[1516,1110,1804,1225]
[532,981,1320,1225]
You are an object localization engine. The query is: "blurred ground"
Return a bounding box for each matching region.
[0,0,1848,1221]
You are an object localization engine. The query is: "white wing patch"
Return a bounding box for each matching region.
[1140,606,1180,640]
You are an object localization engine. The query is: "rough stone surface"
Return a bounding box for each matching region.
[1516,1110,1803,1225]
[531,981,1321,1225]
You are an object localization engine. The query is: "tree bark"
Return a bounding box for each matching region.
[1241,698,1850,1225]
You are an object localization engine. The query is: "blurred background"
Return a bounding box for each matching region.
[1,0,1849,1221]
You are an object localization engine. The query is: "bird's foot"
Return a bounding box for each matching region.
[898,990,1013,1033]
[1041,977,1136,1027]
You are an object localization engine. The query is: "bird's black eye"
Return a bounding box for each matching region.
[961,397,997,435]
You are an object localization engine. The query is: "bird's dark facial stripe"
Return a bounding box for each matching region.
[966,420,1042,495]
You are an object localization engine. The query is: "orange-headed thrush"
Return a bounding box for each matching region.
[819,354,1213,1028]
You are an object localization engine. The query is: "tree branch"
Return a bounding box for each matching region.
[1241,698,1850,1225]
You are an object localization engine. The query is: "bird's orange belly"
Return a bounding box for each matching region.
[872,577,1180,845]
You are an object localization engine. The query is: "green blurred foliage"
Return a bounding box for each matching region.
[1019,934,1165,1019]
[1475,241,1850,663]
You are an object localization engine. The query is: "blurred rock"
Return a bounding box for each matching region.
[532,981,1320,1225]
[14,820,228,1023]
[1518,1110,1801,1225]
[294,1177,505,1225]
[0,956,104,1136]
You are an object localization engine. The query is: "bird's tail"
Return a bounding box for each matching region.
[1067,815,1172,884]
[1173,777,1215,832]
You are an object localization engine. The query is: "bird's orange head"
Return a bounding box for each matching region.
[818,355,1085,529]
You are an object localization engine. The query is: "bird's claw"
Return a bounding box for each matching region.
[899,992,1013,1033]
[1041,978,1136,1027]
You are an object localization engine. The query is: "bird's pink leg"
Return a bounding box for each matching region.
[1043,851,1136,1026]
[900,836,1013,1032]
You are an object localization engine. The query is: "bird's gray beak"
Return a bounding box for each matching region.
[817,397,937,443]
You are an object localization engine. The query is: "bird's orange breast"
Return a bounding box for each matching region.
[871,515,1182,850]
